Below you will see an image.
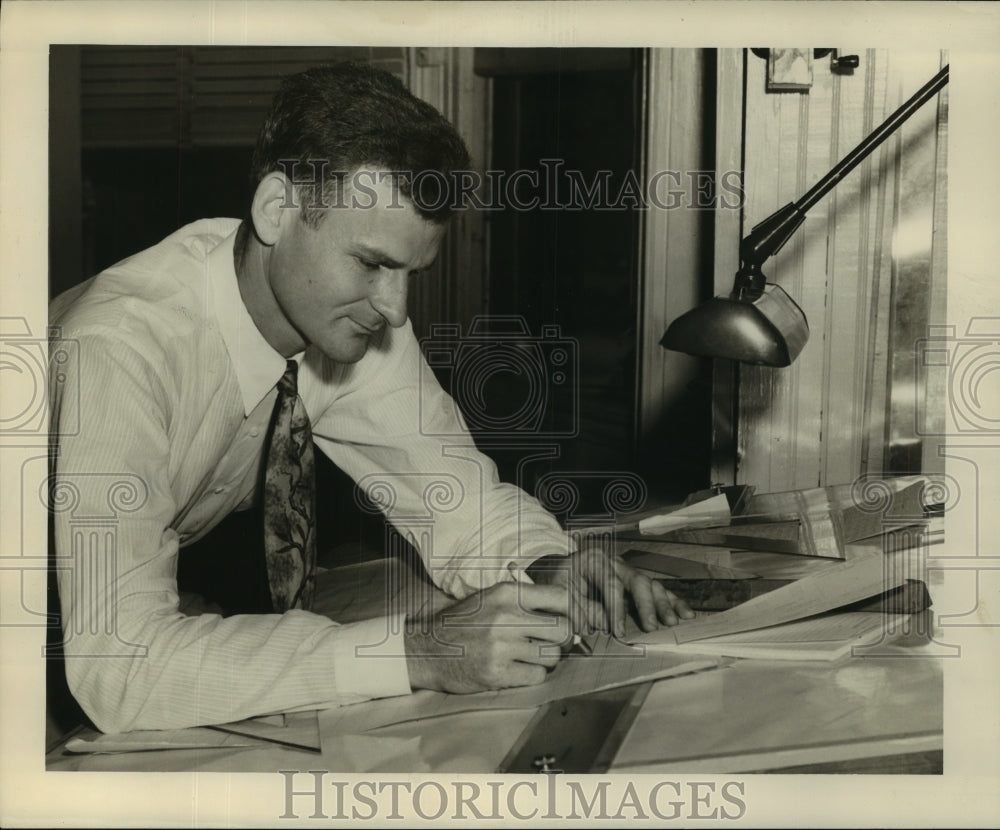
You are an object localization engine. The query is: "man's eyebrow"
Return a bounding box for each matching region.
[354,244,436,272]
[353,245,405,269]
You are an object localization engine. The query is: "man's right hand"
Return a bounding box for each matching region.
[403,582,578,694]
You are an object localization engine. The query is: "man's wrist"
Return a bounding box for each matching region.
[403,621,430,691]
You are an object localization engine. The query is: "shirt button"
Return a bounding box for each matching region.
[249,428,260,438]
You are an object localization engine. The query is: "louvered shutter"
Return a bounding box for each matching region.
[80,46,406,148]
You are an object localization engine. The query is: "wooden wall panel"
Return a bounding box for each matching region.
[824,53,891,482]
[735,49,947,491]
[405,47,489,338]
[639,49,714,496]
[639,49,707,444]
[709,49,745,486]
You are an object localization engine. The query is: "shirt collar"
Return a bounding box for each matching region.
[207,226,290,415]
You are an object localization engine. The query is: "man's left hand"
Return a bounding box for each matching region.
[526,548,694,638]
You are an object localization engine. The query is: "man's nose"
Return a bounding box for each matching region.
[370,269,408,328]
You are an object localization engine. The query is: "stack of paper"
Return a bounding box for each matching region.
[628,551,917,661]
[631,610,901,661]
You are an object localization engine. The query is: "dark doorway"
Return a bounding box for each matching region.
[474,49,644,516]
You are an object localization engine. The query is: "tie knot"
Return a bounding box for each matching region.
[277,360,298,396]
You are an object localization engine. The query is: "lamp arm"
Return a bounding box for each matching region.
[736,203,807,292]
[663,63,950,366]
[736,63,949,293]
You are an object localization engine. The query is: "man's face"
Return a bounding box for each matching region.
[266,172,446,363]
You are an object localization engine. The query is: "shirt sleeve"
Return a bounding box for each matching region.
[50,331,411,734]
[310,323,573,602]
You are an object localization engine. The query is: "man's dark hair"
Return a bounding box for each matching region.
[248,61,471,227]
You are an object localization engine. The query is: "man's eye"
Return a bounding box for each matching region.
[358,258,380,271]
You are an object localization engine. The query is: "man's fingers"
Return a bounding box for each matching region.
[511,576,610,640]
[519,552,622,634]
[409,582,581,695]
[504,662,549,688]
[488,582,575,646]
[651,581,679,627]
[656,583,696,620]
[596,555,627,637]
[571,549,626,635]
[520,637,566,667]
[648,581,696,626]
[516,614,572,649]
[514,552,698,638]
[570,594,607,636]
[626,571,663,632]
[510,581,572,617]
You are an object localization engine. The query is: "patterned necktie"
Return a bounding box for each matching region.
[262,360,316,612]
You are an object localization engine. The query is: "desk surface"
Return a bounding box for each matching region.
[46,544,943,774]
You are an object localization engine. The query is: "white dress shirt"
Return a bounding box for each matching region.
[49,218,570,733]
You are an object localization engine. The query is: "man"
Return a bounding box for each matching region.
[49,62,692,734]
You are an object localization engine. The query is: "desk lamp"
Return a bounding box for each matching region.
[661,64,949,367]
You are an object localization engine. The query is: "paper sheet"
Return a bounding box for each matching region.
[638,493,732,535]
[62,711,323,755]
[208,710,321,751]
[320,734,427,773]
[631,611,897,661]
[318,640,721,739]
[739,478,930,558]
[64,727,262,755]
[663,552,906,644]
[622,548,760,579]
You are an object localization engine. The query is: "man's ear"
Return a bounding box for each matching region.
[250,171,296,246]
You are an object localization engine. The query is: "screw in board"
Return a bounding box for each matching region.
[532,754,559,774]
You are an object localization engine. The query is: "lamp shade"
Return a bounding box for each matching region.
[661,64,947,368]
[660,283,809,367]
